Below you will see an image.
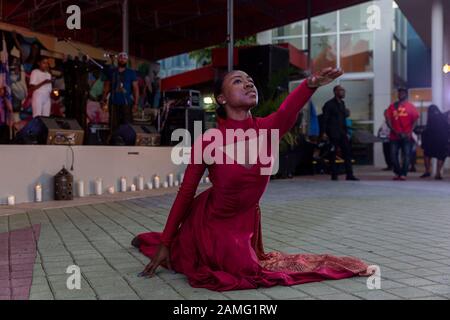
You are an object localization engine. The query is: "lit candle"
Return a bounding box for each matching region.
[120,177,127,192]
[35,184,42,202]
[174,180,179,187]
[163,181,169,188]
[108,186,115,194]
[7,195,15,206]
[138,175,144,191]
[130,184,136,192]
[154,175,160,189]
[168,173,174,187]
[77,180,85,197]
[147,182,153,190]
[95,178,103,196]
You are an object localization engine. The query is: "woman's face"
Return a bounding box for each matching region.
[217,70,258,112]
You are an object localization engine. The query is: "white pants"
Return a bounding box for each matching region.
[32,92,51,118]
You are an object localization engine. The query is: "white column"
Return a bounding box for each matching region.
[122,0,129,53]
[373,0,394,168]
[432,0,444,110]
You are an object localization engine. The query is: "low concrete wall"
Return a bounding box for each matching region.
[0,145,187,205]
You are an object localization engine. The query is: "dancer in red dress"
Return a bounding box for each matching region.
[133,67,369,291]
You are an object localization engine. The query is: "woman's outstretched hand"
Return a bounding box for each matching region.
[141,244,172,277]
[307,67,343,88]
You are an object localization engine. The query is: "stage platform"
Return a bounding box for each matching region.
[0,145,187,205]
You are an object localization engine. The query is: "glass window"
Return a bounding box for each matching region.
[273,21,303,38]
[311,35,337,71]
[309,12,337,34]
[340,32,373,72]
[339,79,374,121]
[340,2,373,32]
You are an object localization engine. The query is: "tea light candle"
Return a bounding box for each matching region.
[7,195,15,206]
[163,181,169,188]
[77,180,85,197]
[35,184,42,202]
[120,177,127,192]
[138,175,144,191]
[168,173,174,187]
[174,180,179,187]
[154,175,160,189]
[130,184,136,192]
[95,178,103,195]
[108,186,115,194]
[147,182,153,190]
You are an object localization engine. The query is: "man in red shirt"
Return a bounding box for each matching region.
[385,88,419,180]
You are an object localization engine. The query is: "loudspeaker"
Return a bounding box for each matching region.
[161,107,205,146]
[238,45,290,102]
[14,117,84,145]
[112,124,160,146]
[40,117,84,145]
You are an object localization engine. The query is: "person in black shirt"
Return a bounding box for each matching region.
[321,85,359,181]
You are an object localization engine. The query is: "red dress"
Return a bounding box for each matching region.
[136,80,369,291]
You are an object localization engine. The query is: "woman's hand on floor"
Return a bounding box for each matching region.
[142,244,172,277]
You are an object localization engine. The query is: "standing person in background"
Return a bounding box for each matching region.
[386,88,419,181]
[421,105,449,180]
[0,86,13,143]
[322,85,359,181]
[29,56,52,118]
[101,52,139,138]
[378,110,392,171]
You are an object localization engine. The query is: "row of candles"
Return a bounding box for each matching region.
[5,173,211,206]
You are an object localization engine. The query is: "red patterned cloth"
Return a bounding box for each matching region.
[136,80,368,291]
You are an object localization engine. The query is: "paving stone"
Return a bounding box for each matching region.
[12,173,450,300]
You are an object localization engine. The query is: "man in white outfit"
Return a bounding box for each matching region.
[30,57,52,117]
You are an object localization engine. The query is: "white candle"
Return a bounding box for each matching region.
[205,177,210,184]
[154,176,160,189]
[168,173,174,187]
[95,178,103,195]
[163,181,169,188]
[147,182,153,190]
[120,177,127,192]
[138,175,144,191]
[35,184,42,202]
[174,180,179,187]
[130,184,136,192]
[77,180,85,197]
[108,186,115,194]
[7,195,15,206]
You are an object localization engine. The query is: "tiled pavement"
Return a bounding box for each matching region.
[1,169,450,300]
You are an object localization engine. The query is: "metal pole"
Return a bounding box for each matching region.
[227,0,234,72]
[122,0,129,53]
[307,0,312,72]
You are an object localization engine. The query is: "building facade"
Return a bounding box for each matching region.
[258,0,408,166]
